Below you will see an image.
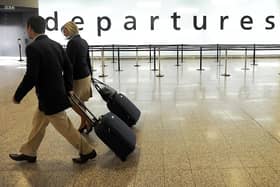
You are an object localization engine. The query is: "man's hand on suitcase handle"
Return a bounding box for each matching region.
[68,90,74,96]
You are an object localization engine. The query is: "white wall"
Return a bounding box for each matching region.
[39,0,280,46]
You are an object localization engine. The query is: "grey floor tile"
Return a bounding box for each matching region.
[2,58,280,186]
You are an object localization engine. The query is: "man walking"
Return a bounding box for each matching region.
[9,16,96,164]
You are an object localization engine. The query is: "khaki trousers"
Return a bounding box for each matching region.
[20,109,94,157]
[73,76,92,102]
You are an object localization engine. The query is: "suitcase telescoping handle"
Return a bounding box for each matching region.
[91,78,117,101]
[91,77,104,85]
[69,93,98,125]
[91,78,104,94]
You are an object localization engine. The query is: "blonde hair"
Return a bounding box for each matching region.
[61,21,79,36]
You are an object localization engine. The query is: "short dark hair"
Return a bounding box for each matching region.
[27,16,46,34]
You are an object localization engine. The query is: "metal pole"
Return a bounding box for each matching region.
[216,44,219,63]
[176,45,180,66]
[134,46,140,67]
[116,47,123,71]
[102,47,107,67]
[90,49,96,72]
[156,48,164,77]
[151,47,158,71]
[251,44,258,66]
[99,48,108,77]
[18,39,24,61]
[242,48,250,70]
[149,45,152,63]
[181,44,184,63]
[221,49,230,77]
[19,44,23,61]
[218,47,222,66]
[197,47,205,71]
[112,44,115,63]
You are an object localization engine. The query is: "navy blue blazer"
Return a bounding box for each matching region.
[14,35,73,115]
[66,34,92,80]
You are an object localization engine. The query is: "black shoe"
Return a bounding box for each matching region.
[9,154,37,163]
[72,149,97,164]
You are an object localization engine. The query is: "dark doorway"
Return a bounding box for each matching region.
[0,7,38,56]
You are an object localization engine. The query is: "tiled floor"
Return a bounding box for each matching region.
[1,56,280,186]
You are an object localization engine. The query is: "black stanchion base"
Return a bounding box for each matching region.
[175,64,181,67]
[241,68,250,70]
[156,74,164,77]
[98,74,108,77]
[251,63,258,66]
[18,59,24,62]
[221,74,231,77]
[151,69,159,71]
[134,64,141,67]
[115,69,124,72]
[197,68,205,71]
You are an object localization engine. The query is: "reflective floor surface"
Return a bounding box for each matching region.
[1,57,280,186]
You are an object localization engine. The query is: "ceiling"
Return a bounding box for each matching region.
[0,0,38,8]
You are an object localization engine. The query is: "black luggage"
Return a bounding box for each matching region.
[92,78,141,127]
[69,94,136,161]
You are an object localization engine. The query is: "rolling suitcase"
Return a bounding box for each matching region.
[92,78,141,127]
[69,94,136,161]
